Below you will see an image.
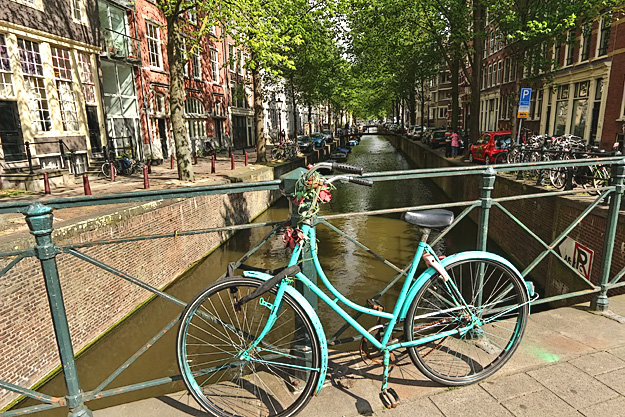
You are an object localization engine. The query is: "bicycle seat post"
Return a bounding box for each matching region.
[421,228,431,243]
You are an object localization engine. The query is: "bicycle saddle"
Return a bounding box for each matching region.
[402,209,454,229]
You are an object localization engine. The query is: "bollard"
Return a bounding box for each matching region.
[245,151,248,166]
[43,172,51,194]
[110,162,116,182]
[170,154,174,169]
[211,154,216,174]
[194,153,198,165]
[231,153,235,170]
[143,166,149,189]
[82,173,92,196]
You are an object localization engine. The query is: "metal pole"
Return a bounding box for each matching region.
[476,167,496,308]
[591,160,625,311]
[24,203,92,417]
[25,141,34,174]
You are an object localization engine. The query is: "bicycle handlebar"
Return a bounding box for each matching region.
[331,162,364,175]
[348,177,374,186]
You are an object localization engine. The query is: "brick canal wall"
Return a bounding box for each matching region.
[386,135,625,306]
[0,155,322,408]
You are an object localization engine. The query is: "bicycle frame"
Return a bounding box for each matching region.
[242,220,492,393]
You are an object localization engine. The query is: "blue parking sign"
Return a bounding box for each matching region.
[519,88,532,107]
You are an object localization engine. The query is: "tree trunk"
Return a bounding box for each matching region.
[409,86,416,125]
[469,0,485,143]
[420,79,426,127]
[166,17,194,182]
[451,57,460,131]
[308,104,312,134]
[252,61,267,163]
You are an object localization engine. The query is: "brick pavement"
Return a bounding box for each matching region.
[93,295,625,417]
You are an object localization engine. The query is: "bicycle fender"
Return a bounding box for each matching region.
[243,270,328,395]
[399,251,530,320]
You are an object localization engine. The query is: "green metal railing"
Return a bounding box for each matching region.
[0,156,623,416]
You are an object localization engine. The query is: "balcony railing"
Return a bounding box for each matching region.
[101,28,140,63]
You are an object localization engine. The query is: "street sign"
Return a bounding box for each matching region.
[517,88,532,119]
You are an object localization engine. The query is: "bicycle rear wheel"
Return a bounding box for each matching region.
[404,258,529,386]
[177,277,321,417]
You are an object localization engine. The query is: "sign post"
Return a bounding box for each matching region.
[517,88,532,145]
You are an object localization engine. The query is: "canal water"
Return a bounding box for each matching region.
[21,135,489,414]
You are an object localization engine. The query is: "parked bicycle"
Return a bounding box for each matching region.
[176,161,536,417]
[271,138,298,161]
[101,155,143,178]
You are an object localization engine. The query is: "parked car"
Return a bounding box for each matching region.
[469,131,515,164]
[414,126,428,140]
[428,130,450,148]
[322,130,334,143]
[297,135,314,153]
[311,133,327,148]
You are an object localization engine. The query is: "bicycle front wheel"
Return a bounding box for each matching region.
[177,277,321,417]
[404,258,529,386]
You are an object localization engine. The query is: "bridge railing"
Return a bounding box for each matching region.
[0,156,624,416]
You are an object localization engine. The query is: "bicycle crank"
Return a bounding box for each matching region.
[359,325,409,367]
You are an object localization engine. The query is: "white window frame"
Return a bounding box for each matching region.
[0,34,15,98]
[228,44,235,72]
[497,60,502,85]
[192,48,201,79]
[78,52,96,104]
[10,0,42,10]
[210,48,219,84]
[579,24,592,62]
[18,38,51,132]
[596,18,611,57]
[51,46,79,131]
[146,22,163,69]
[71,0,87,25]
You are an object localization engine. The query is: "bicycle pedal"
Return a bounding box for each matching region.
[379,388,400,409]
[367,299,385,312]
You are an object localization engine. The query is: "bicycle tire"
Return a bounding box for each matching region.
[177,277,321,417]
[591,165,610,192]
[271,148,284,161]
[493,153,508,164]
[404,257,529,386]
[101,162,116,179]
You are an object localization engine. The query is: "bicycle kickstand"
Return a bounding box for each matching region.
[379,351,400,409]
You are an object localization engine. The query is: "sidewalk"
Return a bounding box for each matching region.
[93,295,625,417]
[0,148,276,240]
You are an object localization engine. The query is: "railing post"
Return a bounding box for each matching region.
[590,160,625,311]
[24,203,92,417]
[477,167,496,251]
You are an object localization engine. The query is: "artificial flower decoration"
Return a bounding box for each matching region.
[283,226,306,249]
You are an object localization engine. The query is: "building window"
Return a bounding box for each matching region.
[0,34,14,97]
[77,53,96,104]
[51,46,79,131]
[146,22,163,68]
[192,48,201,79]
[565,31,575,66]
[570,81,589,137]
[503,57,509,83]
[210,49,219,83]
[487,64,492,88]
[554,43,562,68]
[229,44,235,72]
[152,92,166,115]
[238,50,244,75]
[18,38,50,132]
[535,89,544,120]
[554,85,569,136]
[71,0,83,21]
[188,10,197,25]
[497,60,502,85]
[184,97,207,148]
[598,18,611,56]
[580,25,592,61]
[438,107,447,119]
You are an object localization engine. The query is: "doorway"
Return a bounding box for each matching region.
[0,101,25,162]
[157,118,168,157]
[86,105,101,152]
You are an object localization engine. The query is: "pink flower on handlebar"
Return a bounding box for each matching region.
[318,188,332,203]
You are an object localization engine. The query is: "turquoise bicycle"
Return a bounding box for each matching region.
[176,162,536,417]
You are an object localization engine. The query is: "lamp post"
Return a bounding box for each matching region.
[276,98,283,141]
